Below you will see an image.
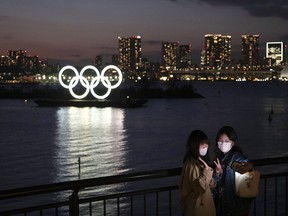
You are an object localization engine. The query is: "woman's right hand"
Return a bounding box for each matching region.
[214,158,223,175]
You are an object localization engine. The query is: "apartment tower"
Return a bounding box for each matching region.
[179,45,192,70]
[118,36,142,79]
[241,35,260,68]
[162,42,179,71]
[203,34,232,69]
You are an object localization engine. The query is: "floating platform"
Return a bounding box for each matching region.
[34,98,148,108]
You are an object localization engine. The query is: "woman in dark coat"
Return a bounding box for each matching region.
[213,126,254,216]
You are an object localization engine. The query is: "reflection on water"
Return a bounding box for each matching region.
[54,107,129,183]
[53,107,131,214]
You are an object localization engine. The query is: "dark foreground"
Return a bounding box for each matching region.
[34,98,148,108]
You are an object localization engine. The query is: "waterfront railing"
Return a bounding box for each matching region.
[0,156,287,215]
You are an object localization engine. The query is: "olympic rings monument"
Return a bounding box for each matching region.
[34,65,147,108]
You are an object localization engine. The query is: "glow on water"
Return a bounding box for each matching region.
[54,107,129,182]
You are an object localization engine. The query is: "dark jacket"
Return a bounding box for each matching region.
[214,151,253,216]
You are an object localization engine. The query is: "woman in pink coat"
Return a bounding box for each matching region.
[179,130,216,216]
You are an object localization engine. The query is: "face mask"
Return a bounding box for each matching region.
[218,141,232,153]
[199,147,208,156]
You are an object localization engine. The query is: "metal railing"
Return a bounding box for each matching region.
[0,156,287,215]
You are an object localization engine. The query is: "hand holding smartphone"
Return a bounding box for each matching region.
[231,161,244,170]
[231,161,253,174]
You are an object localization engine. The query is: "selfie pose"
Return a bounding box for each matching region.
[213,126,254,216]
[179,130,216,216]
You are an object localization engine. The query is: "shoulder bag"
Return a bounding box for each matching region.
[235,170,261,197]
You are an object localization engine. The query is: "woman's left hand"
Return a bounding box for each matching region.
[198,157,209,170]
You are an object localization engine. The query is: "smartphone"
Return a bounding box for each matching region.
[231,161,244,170]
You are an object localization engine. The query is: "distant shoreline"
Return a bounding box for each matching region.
[0,82,204,99]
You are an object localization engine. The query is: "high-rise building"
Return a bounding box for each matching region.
[283,43,288,65]
[221,35,232,68]
[241,35,260,68]
[7,50,27,65]
[178,45,192,70]
[21,55,39,72]
[203,34,231,69]
[112,54,119,66]
[118,36,142,79]
[94,55,103,69]
[0,55,10,66]
[200,49,205,69]
[6,50,39,73]
[162,42,179,71]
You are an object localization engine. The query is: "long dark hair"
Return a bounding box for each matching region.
[183,130,209,163]
[215,126,243,157]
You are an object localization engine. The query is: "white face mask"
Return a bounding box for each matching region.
[218,141,232,153]
[199,147,208,156]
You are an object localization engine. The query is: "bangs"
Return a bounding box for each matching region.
[200,138,209,145]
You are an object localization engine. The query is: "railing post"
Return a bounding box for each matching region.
[69,190,79,216]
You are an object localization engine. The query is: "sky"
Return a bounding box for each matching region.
[1,0,288,65]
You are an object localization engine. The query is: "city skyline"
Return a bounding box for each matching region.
[1,0,288,65]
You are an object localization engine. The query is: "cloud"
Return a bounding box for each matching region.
[88,46,117,57]
[56,49,83,58]
[242,2,288,20]
[0,15,9,22]
[173,0,288,20]
[0,35,13,40]
[279,34,288,42]
[143,40,163,45]
[206,0,288,20]
[97,46,117,51]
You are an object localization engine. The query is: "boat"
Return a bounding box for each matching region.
[34,98,148,108]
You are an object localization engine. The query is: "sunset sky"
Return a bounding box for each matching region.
[1,0,287,65]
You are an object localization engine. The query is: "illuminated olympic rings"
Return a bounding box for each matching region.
[58,65,123,99]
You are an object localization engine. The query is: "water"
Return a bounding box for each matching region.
[0,81,288,213]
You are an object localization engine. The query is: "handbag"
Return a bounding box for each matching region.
[235,170,261,197]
